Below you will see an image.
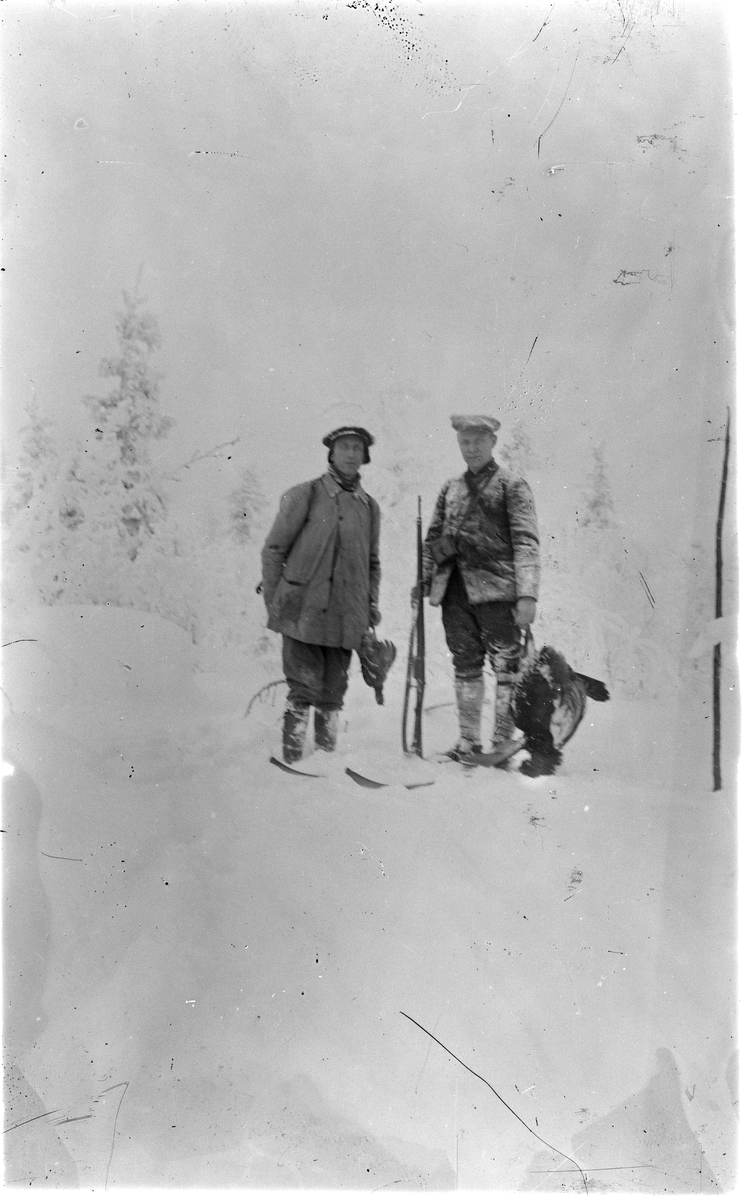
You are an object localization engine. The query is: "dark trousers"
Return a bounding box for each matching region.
[441,567,521,681]
[282,636,352,710]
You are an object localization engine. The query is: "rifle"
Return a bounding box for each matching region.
[402,496,426,757]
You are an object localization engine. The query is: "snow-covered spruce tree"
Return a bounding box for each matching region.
[229,467,267,546]
[2,400,70,606]
[50,290,210,635]
[208,467,271,649]
[578,443,615,531]
[68,290,173,563]
[551,443,678,698]
[499,422,535,477]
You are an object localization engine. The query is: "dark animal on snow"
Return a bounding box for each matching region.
[358,630,397,705]
[512,645,610,777]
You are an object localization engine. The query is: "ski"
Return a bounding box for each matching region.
[464,739,525,769]
[436,738,526,769]
[345,766,434,791]
[270,756,434,788]
[269,756,326,778]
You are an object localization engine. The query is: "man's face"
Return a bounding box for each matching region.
[331,435,365,479]
[457,429,496,473]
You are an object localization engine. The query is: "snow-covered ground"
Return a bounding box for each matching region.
[2,604,737,1192]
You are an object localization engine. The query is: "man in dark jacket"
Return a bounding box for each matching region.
[261,426,381,763]
[421,414,540,761]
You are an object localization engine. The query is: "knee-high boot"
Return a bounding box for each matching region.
[283,702,310,763]
[314,707,339,752]
[493,676,518,750]
[452,675,484,755]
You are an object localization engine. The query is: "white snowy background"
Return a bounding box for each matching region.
[1,0,737,1193]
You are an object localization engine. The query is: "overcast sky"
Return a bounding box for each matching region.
[2,0,734,555]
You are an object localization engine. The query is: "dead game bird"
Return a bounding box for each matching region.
[513,644,610,776]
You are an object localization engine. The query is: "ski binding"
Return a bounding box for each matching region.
[437,738,525,769]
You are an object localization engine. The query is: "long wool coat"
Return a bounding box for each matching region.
[261,473,381,650]
[422,460,540,607]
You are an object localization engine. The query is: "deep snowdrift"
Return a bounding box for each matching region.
[2,604,736,1192]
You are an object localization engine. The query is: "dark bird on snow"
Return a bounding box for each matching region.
[513,644,610,777]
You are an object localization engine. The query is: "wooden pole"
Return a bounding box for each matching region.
[712,408,731,791]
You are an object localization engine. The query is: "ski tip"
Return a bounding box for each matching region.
[269,756,326,778]
[345,766,435,790]
[345,766,386,788]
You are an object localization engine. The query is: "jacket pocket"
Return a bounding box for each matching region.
[274,579,307,623]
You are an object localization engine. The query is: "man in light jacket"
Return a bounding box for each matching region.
[421,414,540,761]
[261,426,381,763]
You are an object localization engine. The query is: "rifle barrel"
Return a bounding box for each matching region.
[412,496,425,756]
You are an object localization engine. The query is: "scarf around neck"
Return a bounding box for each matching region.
[328,465,361,493]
